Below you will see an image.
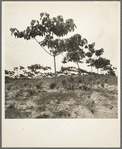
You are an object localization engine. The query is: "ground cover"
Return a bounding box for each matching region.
[5,74,118,118]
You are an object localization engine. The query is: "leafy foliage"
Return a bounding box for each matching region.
[10,12,76,57]
[94,57,110,70]
[95,48,104,57]
[27,64,51,72]
[62,34,86,64]
[107,66,116,76]
[50,83,56,89]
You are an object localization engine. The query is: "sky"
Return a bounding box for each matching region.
[2,1,120,75]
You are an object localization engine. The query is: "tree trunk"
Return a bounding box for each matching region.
[91,66,92,73]
[97,68,98,74]
[77,62,81,77]
[103,70,105,75]
[54,55,57,85]
[100,68,102,74]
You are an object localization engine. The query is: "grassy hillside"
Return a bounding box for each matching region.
[5,74,118,118]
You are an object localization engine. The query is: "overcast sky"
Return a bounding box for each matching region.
[2,1,120,75]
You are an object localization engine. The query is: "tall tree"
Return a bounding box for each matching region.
[10,13,76,85]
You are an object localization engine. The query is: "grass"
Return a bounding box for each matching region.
[5,74,118,118]
[86,101,96,114]
[34,91,77,106]
[53,110,71,118]
[5,107,31,118]
[36,82,43,89]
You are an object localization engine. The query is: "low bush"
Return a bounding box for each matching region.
[79,85,89,91]
[97,81,100,84]
[27,89,36,96]
[101,83,104,88]
[68,76,74,83]
[87,101,96,114]
[23,83,27,87]
[50,83,56,89]
[36,82,43,90]
[5,77,12,83]
[79,79,82,83]
[54,110,71,118]
[62,79,67,87]
[7,86,11,91]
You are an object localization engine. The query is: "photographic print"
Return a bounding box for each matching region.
[3,1,120,119]
[2,1,120,148]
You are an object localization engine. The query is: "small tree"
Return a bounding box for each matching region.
[85,42,95,73]
[5,70,9,75]
[27,64,51,76]
[95,48,104,58]
[13,67,19,77]
[10,13,76,85]
[94,57,110,74]
[100,58,110,74]
[62,34,87,77]
[105,65,116,76]
[94,48,104,73]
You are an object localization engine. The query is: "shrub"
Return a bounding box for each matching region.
[7,86,11,91]
[27,89,36,96]
[68,76,74,83]
[87,101,96,114]
[79,79,82,83]
[50,83,56,89]
[54,110,71,118]
[36,82,43,89]
[36,114,50,118]
[101,83,104,88]
[97,81,100,84]
[82,85,89,91]
[5,77,12,83]
[24,83,27,87]
[79,85,89,91]
[62,79,67,87]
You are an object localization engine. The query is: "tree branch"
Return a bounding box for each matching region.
[34,37,53,57]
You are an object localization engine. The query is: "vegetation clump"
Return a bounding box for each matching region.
[50,83,56,89]
[36,82,43,90]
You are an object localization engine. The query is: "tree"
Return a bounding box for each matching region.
[5,70,9,75]
[13,67,19,77]
[104,64,116,76]
[93,48,104,73]
[27,64,51,76]
[10,13,76,85]
[95,48,104,58]
[94,57,110,74]
[108,67,116,76]
[85,42,95,72]
[19,66,25,71]
[62,34,87,77]
[100,58,110,74]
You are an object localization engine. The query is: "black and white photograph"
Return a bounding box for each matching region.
[2,1,120,147]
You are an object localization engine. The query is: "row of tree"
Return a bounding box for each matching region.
[5,63,116,79]
[5,64,51,78]
[10,12,116,83]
